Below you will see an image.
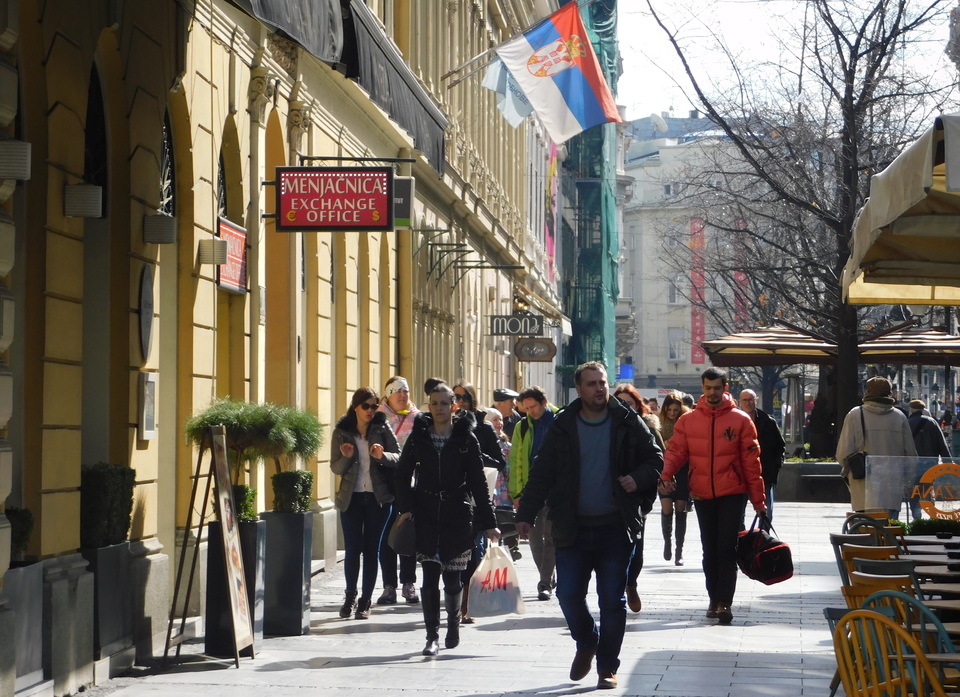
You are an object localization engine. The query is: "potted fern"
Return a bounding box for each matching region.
[79,462,136,659]
[4,505,45,691]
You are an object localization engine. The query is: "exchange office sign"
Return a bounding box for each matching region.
[489,313,544,336]
[276,167,394,232]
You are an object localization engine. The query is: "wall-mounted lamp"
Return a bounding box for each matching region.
[197,238,227,265]
[0,139,31,180]
[64,184,102,217]
[143,214,177,244]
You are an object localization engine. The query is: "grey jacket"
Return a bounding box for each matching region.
[331,410,401,511]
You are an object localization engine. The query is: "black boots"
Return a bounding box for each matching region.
[675,511,688,566]
[661,513,673,561]
[339,589,358,618]
[421,587,441,656]
[444,589,463,649]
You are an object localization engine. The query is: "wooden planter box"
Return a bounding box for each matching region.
[3,561,45,691]
[261,511,313,636]
[80,541,133,659]
[205,520,265,657]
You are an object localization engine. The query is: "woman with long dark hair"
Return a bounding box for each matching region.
[613,383,665,613]
[394,384,500,656]
[331,387,401,620]
[659,392,692,565]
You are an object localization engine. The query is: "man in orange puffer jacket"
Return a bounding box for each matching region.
[659,367,767,625]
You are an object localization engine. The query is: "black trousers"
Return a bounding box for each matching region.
[694,493,746,606]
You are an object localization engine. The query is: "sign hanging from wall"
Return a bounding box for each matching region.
[393,176,415,230]
[217,218,248,294]
[489,313,544,336]
[276,167,394,232]
[514,338,557,362]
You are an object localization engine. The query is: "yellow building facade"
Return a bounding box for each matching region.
[0,0,566,693]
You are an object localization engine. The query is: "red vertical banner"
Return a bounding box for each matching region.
[733,217,749,331]
[690,218,706,364]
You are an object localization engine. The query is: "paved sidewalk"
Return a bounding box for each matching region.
[86,502,847,696]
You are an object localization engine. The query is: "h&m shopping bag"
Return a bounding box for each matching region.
[467,545,525,617]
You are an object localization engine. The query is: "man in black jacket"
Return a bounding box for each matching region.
[516,362,662,690]
[739,389,785,521]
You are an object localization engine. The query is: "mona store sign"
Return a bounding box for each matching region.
[276,167,394,232]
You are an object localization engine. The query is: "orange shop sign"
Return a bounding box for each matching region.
[276,167,394,232]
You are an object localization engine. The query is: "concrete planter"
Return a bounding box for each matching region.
[261,511,313,636]
[777,461,847,503]
[80,541,133,659]
[3,561,45,692]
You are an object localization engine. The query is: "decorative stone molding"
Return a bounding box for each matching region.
[248,67,277,125]
[287,101,311,152]
[268,33,298,75]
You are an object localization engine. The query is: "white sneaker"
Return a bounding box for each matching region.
[402,582,420,603]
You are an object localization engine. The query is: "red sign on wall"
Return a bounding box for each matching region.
[690,218,706,364]
[217,218,247,294]
[276,167,394,232]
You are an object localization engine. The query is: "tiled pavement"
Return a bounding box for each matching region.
[84,501,849,696]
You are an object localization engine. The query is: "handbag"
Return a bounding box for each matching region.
[845,407,868,480]
[737,515,793,585]
[387,514,416,557]
[466,545,525,617]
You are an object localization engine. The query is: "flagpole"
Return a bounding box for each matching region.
[440,0,599,82]
[446,59,495,90]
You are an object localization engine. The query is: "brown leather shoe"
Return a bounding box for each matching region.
[705,603,718,619]
[626,585,642,613]
[597,671,618,689]
[569,647,596,681]
[717,604,733,625]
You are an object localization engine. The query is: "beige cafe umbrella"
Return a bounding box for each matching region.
[701,321,838,367]
[842,113,960,306]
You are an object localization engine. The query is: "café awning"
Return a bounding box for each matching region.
[702,321,960,368]
[701,322,838,367]
[842,114,960,305]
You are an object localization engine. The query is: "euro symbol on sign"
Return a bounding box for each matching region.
[286,210,297,221]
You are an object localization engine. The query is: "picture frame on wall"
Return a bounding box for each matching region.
[139,372,157,440]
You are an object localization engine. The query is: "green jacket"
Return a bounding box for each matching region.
[508,403,560,499]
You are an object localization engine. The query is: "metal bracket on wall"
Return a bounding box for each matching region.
[451,262,524,289]
[427,243,471,282]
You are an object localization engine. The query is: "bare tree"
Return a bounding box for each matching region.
[646,0,956,448]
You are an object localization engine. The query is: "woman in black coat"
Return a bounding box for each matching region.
[395,384,499,656]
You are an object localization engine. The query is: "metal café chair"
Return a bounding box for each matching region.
[829,532,874,585]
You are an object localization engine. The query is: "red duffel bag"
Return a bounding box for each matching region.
[737,515,793,585]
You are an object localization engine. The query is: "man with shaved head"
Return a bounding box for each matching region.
[738,389,785,521]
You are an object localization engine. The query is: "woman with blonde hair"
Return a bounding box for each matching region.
[659,392,691,565]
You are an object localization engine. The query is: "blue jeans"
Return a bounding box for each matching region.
[340,492,390,600]
[554,523,633,674]
[765,485,775,522]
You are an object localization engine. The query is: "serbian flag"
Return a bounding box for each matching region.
[495,2,621,144]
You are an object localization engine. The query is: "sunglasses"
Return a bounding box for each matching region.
[455,394,470,402]
[358,403,378,411]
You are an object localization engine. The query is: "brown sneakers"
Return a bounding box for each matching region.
[626,585,642,613]
[597,671,618,689]
[569,647,596,681]
[705,603,718,619]
[717,604,733,624]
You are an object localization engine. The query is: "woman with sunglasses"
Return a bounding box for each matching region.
[331,387,401,620]
[394,383,500,656]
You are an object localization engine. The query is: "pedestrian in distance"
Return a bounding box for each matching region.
[394,383,500,657]
[375,375,421,605]
[835,376,918,518]
[517,362,662,689]
[613,383,665,613]
[452,380,507,625]
[906,398,951,520]
[492,387,522,438]
[509,385,561,601]
[659,368,767,626]
[483,406,522,561]
[331,387,402,620]
[657,392,691,566]
[738,389,785,522]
